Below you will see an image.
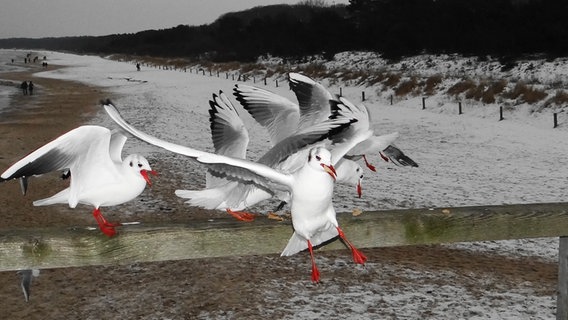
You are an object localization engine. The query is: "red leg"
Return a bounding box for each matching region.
[379,151,390,162]
[226,209,257,222]
[363,155,377,172]
[337,227,367,264]
[92,208,119,237]
[307,240,320,283]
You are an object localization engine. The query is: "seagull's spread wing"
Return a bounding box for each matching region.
[109,130,127,163]
[233,84,299,144]
[103,101,295,192]
[381,145,419,167]
[328,97,374,165]
[288,72,335,131]
[207,91,250,189]
[1,126,119,200]
[257,116,357,172]
[1,125,112,180]
[347,132,400,158]
[209,91,249,159]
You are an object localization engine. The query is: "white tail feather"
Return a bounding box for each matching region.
[33,188,71,207]
[174,188,227,210]
[281,226,338,256]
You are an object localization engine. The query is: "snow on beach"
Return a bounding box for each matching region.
[2,49,567,319]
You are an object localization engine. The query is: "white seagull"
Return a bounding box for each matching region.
[0,125,157,237]
[234,72,418,172]
[176,91,365,221]
[234,80,366,199]
[103,101,370,282]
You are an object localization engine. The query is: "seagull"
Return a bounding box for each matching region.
[0,125,157,237]
[175,91,365,221]
[234,72,418,172]
[103,101,370,282]
[233,81,366,200]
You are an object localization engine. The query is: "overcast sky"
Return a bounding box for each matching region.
[0,0,350,39]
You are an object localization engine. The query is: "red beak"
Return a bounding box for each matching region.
[140,169,158,186]
[321,163,337,181]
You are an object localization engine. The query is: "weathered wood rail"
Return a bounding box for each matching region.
[2,202,568,318]
[2,202,568,271]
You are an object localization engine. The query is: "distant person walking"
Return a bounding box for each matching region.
[136,63,141,71]
[28,81,34,95]
[20,81,28,95]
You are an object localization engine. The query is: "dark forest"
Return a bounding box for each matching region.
[0,0,566,62]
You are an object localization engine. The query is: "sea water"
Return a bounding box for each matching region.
[0,49,31,114]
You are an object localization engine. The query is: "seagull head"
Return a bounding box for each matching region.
[308,147,336,181]
[336,160,364,198]
[125,154,157,186]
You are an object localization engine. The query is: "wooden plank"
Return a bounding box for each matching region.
[2,202,568,272]
[558,236,568,320]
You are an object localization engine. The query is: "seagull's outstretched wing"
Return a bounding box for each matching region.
[208,91,250,189]
[381,145,419,167]
[209,91,249,159]
[103,100,294,192]
[327,97,374,165]
[256,116,357,170]
[345,132,400,160]
[108,130,127,163]
[0,126,120,202]
[233,84,299,145]
[288,72,335,131]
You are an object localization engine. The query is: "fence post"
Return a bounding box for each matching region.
[499,106,504,121]
[459,102,463,115]
[275,80,278,87]
[554,113,559,128]
[264,78,267,86]
[390,95,393,105]
[362,91,366,102]
[422,97,426,110]
[339,87,343,97]
[558,236,568,320]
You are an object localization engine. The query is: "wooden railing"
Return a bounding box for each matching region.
[2,202,568,319]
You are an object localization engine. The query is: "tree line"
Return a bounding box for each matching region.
[1,0,566,62]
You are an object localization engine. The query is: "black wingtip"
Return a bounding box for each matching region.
[398,155,419,167]
[19,177,28,195]
[100,98,113,106]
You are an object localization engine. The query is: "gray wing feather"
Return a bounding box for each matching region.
[288,73,334,131]
[382,145,419,167]
[233,84,299,145]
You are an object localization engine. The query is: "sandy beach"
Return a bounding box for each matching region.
[0,54,560,319]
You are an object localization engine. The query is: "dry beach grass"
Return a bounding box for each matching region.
[0,62,560,319]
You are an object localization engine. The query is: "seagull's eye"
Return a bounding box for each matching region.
[129,161,133,167]
[316,155,321,161]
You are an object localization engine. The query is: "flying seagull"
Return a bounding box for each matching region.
[0,125,157,237]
